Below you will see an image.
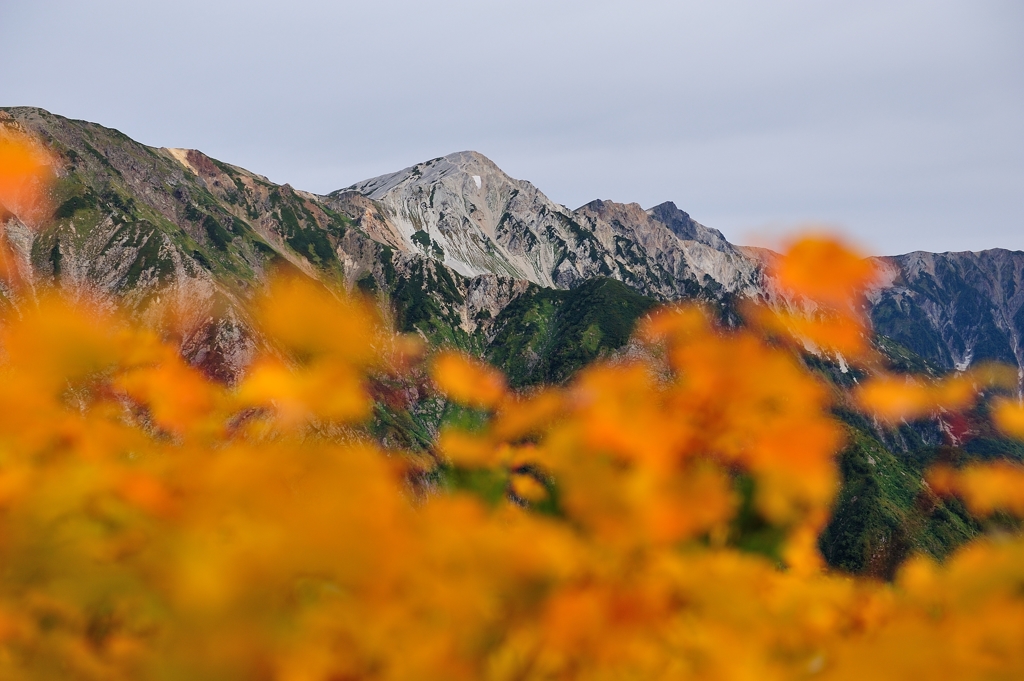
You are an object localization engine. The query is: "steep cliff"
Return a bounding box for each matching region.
[870,250,1024,382]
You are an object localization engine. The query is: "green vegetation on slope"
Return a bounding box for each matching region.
[819,427,979,578]
[487,277,658,387]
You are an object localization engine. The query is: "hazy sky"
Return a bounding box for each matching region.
[3,0,1022,256]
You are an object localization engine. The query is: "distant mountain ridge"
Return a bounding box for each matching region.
[327,147,1024,384]
[2,107,1024,389]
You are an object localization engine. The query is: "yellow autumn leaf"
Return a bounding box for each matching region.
[0,131,54,224]
[437,428,496,468]
[431,351,506,410]
[928,462,1024,517]
[509,472,548,502]
[773,235,878,307]
[992,398,1024,440]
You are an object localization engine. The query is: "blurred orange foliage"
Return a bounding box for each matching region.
[0,131,54,225]
[0,184,1023,679]
[773,235,879,309]
[928,461,1024,517]
[432,351,507,410]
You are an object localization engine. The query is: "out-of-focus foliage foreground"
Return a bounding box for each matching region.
[4,133,1024,681]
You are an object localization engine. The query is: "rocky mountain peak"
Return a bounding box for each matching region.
[328,151,572,283]
[647,201,735,254]
[342,150,514,201]
[574,199,660,243]
[326,152,765,299]
[577,199,647,219]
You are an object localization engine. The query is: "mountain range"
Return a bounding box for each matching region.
[5,107,1024,388]
[3,106,1024,574]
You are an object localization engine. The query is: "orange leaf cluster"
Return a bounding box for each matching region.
[854,365,1017,424]
[238,277,385,426]
[0,239,1020,680]
[773,235,879,309]
[0,130,54,224]
[928,462,1024,517]
[432,351,507,410]
[992,397,1024,439]
[751,236,881,362]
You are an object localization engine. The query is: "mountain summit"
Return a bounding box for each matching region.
[331,150,565,283]
[328,150,761,298]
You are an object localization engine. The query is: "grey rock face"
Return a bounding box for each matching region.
[329,151,762,302]
[330,151,580,285]
[572,198,762,299]
[647,201,735,254]
[869,250,1024,379]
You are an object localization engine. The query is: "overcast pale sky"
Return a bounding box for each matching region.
[2,0,1021,256]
